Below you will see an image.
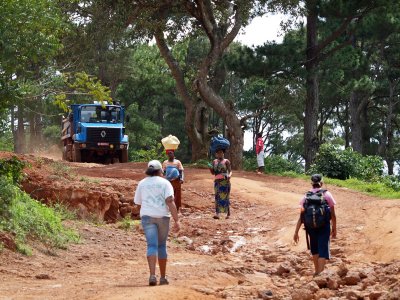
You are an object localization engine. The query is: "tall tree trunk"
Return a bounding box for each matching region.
[29,112,35,152]
[344,102,350,148]
[304,0,319,171]
[386,129,394,175]
[350,91,370,154]
[35,111,42,147]
[379,80,398,174]
[187,99,210,161]
[10,106,16,149]
[154,31,210,162]
[15,104,25,154]
[196,79,244,169]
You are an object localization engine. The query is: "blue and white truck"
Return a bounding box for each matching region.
[61,103,129,163]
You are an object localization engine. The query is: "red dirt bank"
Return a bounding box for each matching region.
[0,152,399,299]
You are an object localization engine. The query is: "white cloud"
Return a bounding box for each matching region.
[235,13,285,47]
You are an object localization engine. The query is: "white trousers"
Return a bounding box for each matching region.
[257,151,265,167]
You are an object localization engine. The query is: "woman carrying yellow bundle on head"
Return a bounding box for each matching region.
[161,135,184,212]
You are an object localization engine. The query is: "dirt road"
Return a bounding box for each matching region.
[0,156,399,299]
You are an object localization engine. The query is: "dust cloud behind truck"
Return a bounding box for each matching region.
[61,103,129,163]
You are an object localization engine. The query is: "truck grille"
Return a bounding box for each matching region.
[86,127,121,144]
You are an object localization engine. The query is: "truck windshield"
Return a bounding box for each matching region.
[80,106,122,123]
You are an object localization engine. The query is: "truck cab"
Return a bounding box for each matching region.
[61,103,129,163]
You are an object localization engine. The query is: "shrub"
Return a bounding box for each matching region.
[188,159,211,169]
[129,143,164,162]
[381,175,400,191]
[0,156,26,183]
[264,155,303,174]
[0,177,16,224]
[242,151,303,174]
[309,144,351,180]
[310,144,383,181]
[0,131,13,151]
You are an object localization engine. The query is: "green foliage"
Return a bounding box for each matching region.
[126,103,162,151]
[0,0,65,108]
[325,177,400,199]
[381,175,400,192]
[264,155,303,174]
[17,244,32,256]
[117,44,187,159]
[187,159,212,169]
[0,156,26,183]
[54,72,112,112]
[1,181,80,251]
[50,202,77,221]
[0,157,79,254]
[43,125,61,145]
[309,144,351,180]
[310,144,384,181]
[117,217,140,231]
[50,161,72,177]
[0,131,13,152]
[0,177,16,221]
[129,143,164,163]
[242,151,303,174]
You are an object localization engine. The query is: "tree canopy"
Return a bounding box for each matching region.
[1,0,400,175]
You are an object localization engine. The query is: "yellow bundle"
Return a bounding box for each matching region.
[161,135,180,150]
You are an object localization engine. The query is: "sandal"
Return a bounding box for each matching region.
[213,215,220,219]
[149,275,157,286]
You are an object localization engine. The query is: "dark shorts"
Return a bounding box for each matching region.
[308,224,331,259]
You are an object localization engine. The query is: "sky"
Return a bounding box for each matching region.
[234,13,285,150]
[235,13,285,47]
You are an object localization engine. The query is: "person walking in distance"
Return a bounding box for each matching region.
[209,148,232,219]
[256,133,265,174]
[163,149,184,212]
[134,160,180,286]
[293,174,337,276]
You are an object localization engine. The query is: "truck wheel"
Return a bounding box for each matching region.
[72,144,81,162]
[120,149,128,163]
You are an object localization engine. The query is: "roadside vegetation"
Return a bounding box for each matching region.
[242,144,400,199]
[0,156,79,254]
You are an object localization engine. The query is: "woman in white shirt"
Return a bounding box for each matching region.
[134,160,180,286]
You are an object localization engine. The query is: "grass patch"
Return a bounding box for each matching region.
[79,176,100,184]
[117,217,140,231]
[269,171,400,199]
[51,161,75,179]
[0,177,80,254]
[186,159,211,169]
[324,177,400,199]
[51,201,78,221]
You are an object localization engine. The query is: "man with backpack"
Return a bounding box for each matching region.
[293,174,337,276]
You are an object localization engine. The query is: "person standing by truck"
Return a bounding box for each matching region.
[134,160,180,286]
[163,150,184,212]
